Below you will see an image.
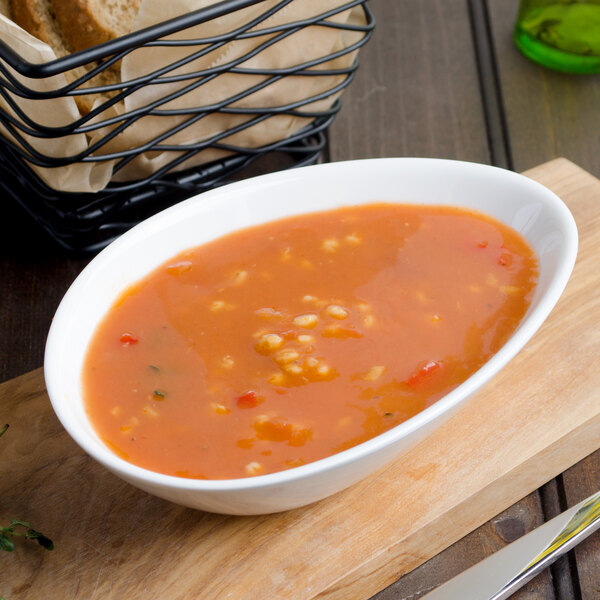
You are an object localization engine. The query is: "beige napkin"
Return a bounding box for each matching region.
[0,0,366,191]
[0,14,114,192]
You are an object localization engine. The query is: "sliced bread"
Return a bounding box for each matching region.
[51,0,141,52]
[9,0,120,114]
[11,0,71,58]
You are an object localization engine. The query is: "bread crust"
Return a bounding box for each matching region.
[11,0,66,54]
[10,0,120,114]
[51,0,111,51]
[51,0,140,52]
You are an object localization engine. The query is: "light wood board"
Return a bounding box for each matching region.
[1,158,599,600]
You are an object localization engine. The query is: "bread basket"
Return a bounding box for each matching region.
[0,0,374,252]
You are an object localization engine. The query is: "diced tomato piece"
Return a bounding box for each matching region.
[236,390,259,409]
[477,241,488,248]
[119,332,139,345]
[407,360,442,387]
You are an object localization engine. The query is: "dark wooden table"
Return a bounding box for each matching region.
[1,1,598,598]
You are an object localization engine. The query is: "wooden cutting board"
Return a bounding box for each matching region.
[1,158,599,600]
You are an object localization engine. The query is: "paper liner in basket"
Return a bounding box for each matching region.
[102,0,366,183]
[0,0,366,192]
[0,15,114,193]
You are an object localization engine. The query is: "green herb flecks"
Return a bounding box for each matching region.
[1,424,54,553]
[0,519,54,552]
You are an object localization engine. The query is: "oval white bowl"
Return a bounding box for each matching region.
[44,158,578,515]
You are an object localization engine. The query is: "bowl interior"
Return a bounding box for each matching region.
[44,158,578,489]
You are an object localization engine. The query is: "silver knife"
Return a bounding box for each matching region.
[421,490,600,600]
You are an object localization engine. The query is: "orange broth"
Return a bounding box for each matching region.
[82,203,539,479]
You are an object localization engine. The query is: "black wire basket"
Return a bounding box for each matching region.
[0,0,374,253]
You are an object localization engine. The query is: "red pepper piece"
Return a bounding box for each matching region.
[119,332,139,345]
[236,390,259,409]
[407,360,442,387]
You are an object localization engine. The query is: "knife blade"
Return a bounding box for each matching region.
[421,490,600,600]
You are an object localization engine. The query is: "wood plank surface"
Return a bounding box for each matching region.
[330,2,560,596]
[486,6,600,597]
[1,158,598,600]
[0,206,90,382]
[329,0,490,164]
[1,2,599,598]
[331,2,594,597]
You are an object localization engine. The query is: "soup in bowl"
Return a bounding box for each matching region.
[44,158,577,514]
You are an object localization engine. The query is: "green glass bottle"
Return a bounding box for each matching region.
[514,0,600,74]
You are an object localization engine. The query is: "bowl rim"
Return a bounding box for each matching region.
[44,157,579,493]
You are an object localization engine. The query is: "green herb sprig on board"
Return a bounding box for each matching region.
[0,424,54,553]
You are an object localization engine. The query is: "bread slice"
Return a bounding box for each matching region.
[51,0,140,52]
[10,0,120,114]
[11,0,71,57]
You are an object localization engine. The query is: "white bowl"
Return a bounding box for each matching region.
[44,158,578,515]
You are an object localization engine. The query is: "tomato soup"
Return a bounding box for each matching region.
[82,203,539,479]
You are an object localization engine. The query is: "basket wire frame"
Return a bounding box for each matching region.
[0,0,374,252]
